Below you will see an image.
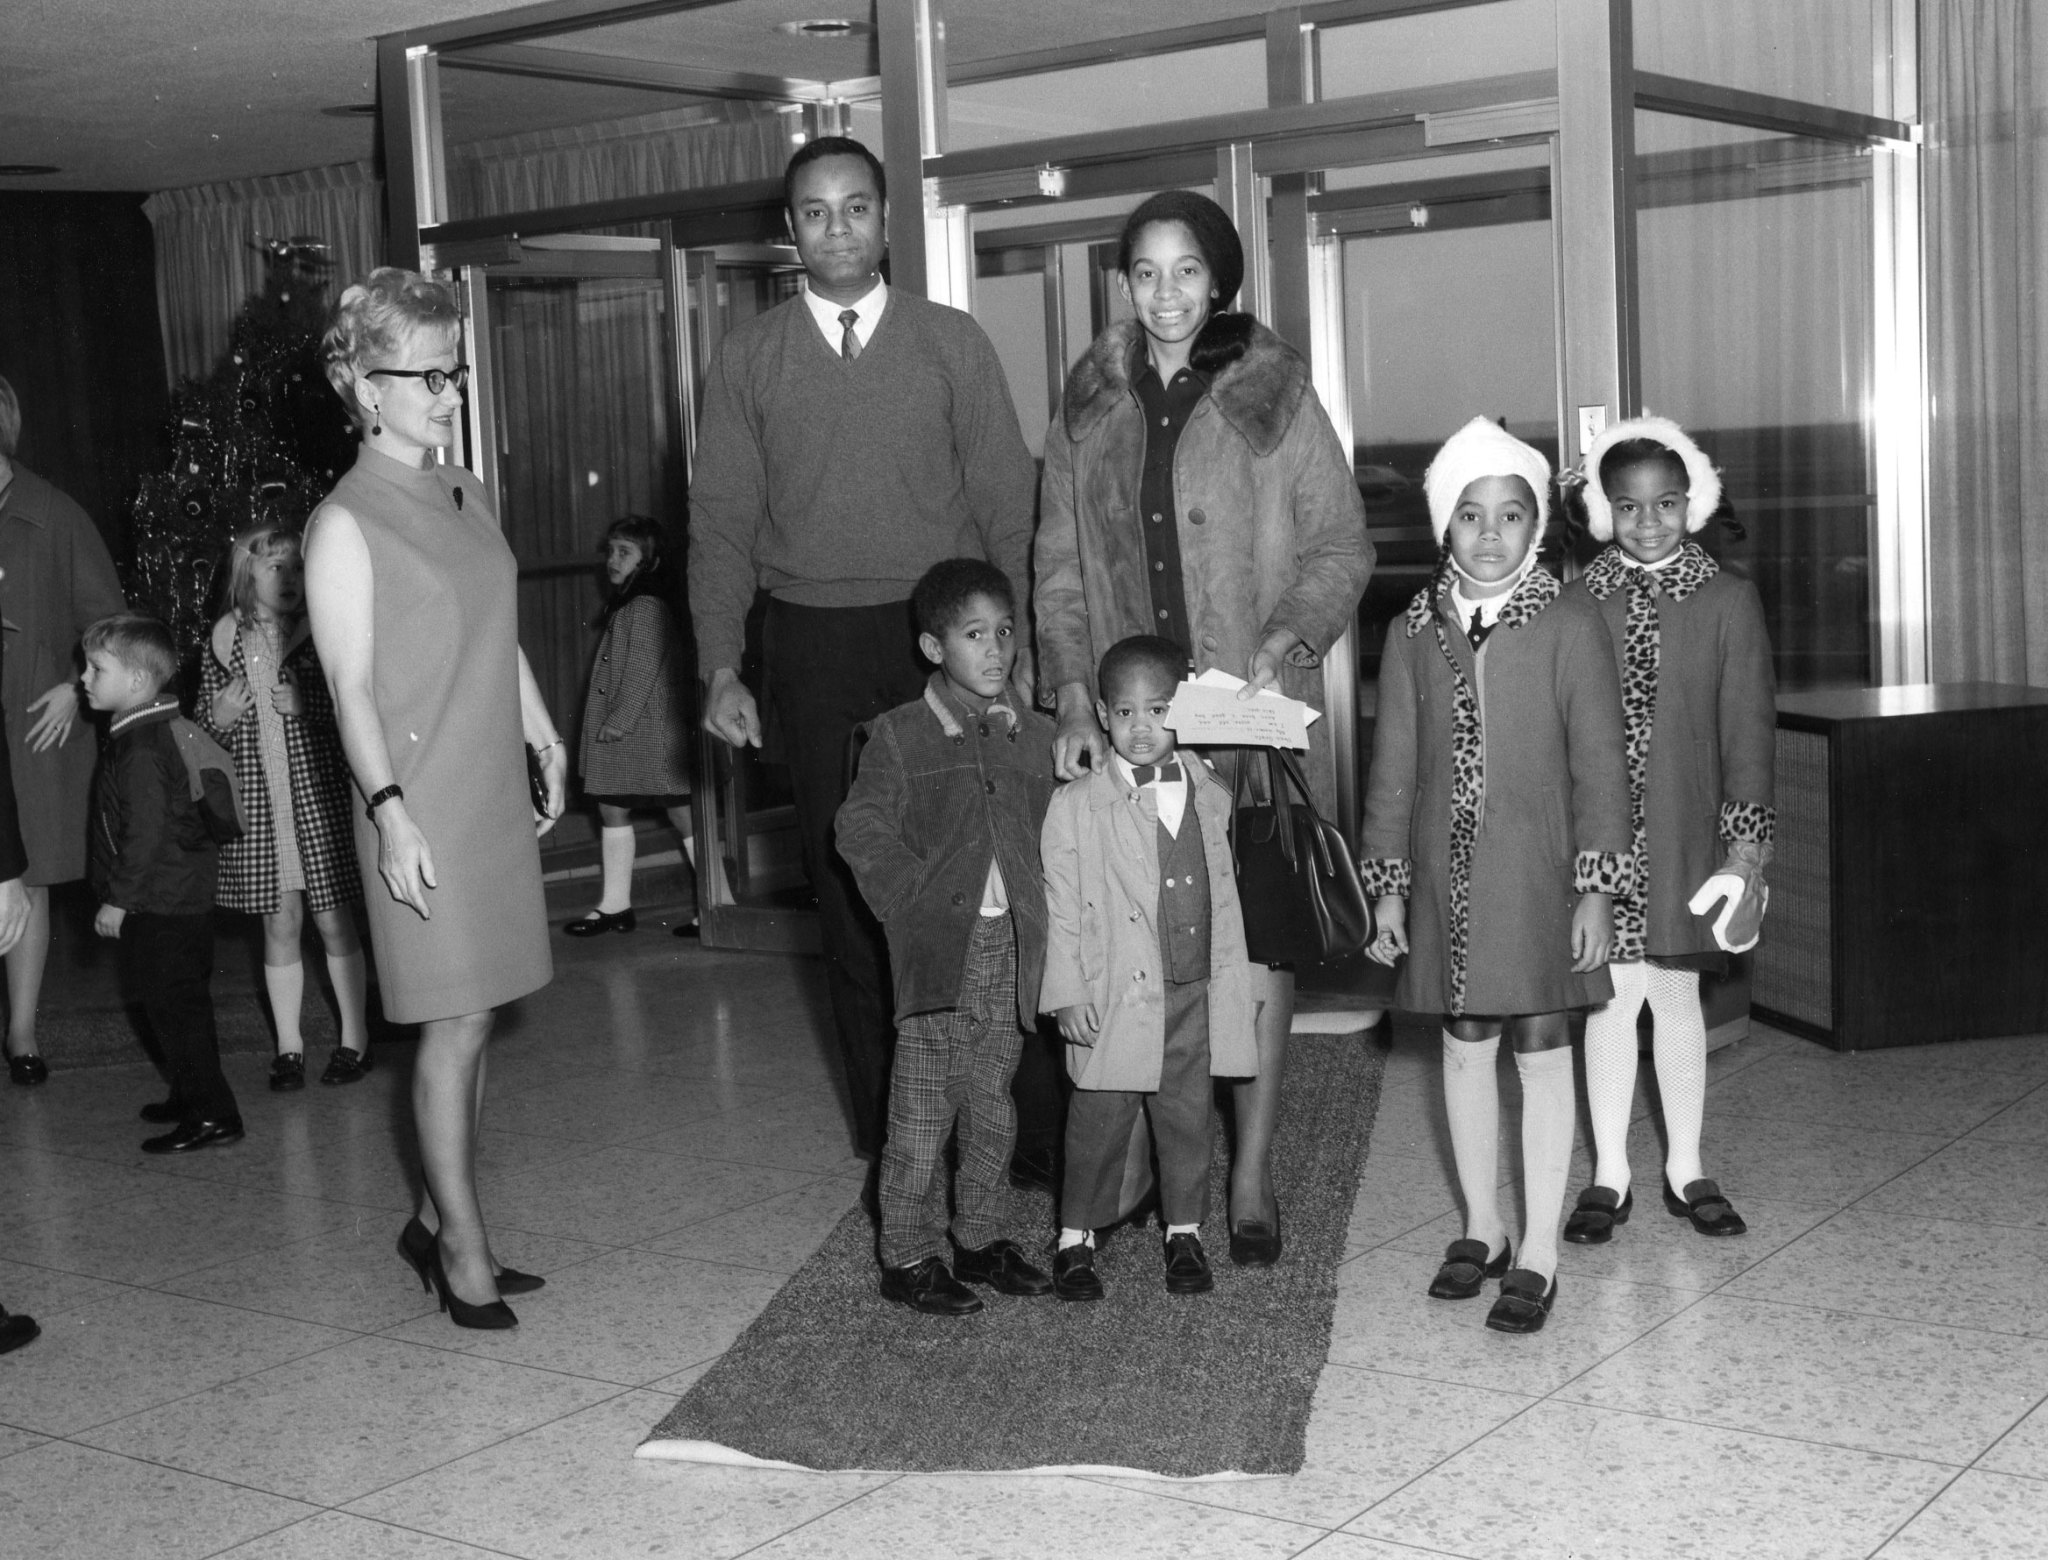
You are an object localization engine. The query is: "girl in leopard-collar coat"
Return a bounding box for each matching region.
[1360,417,1632,1337]
[1559,417,1776,1248]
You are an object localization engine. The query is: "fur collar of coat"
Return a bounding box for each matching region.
[1059,314,1310,458]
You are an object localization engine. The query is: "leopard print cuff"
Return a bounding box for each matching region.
[1720,800,1775,846]
[1359,857,1412,899]
[1575,850,1637,898]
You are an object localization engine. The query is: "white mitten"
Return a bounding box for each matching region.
[1688,873,1766,952]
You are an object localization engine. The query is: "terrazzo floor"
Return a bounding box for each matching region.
[4,926,2048,1558]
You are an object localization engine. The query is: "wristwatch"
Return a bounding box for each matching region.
[365,784,404,820]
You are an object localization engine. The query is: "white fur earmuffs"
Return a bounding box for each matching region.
[1578,414,1722,542]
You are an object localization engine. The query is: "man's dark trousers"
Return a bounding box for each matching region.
[123,911,238,1124]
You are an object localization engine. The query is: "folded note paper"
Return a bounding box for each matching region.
[1166,678,1312,750]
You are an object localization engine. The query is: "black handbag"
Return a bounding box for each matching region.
[1228,748,1374,969]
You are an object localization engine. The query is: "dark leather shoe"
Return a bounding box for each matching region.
[1428,1237,1512,1299]
[1665,1177,1747,1236]
[1006,1144,1058,1193]
[8,1052,48,1086]
[1229,1204,1283,1267]
[493,1266,547,1297]
[1052,1243,1103,1302]
[564,908,635,937]
[1164,1232,1214,1294]
[1563,1184,1633,1245]
[142,1117,245,1155]
[139,1097,183,1124]
[878,1256,983,1316]
[0,1307,40,1354]
[1485,1268,1558,1334]
[953,1238,1053,1296]
[268,1053,305,1092]
[319,1047,371,1085]
[670,919,700,938]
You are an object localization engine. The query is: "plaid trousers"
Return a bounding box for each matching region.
[878,911,1027,1269]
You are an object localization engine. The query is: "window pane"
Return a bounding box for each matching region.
[946,42,1266,151]
[1320,0,1555,97]
[1635,0,1882,114]
[1635,110,1877,689]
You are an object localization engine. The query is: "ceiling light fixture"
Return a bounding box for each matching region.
[319,103,379,119]
[0,164,60,176]
[775,19,873,39]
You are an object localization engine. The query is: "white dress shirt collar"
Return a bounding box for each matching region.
[803,277,887,354]
[1112,752,1189,838]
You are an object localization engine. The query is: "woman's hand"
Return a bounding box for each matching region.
[94,903,127,940]
[1052,681,1107,780]
[1367,894,1408,966]
[26,681,80,752]
[1241,629,1301,699]
[270,668,304,719]
[534,741,569,837]
[211,676,255,731]
[1570,891,1613,972]
[374,802,438,920]
[597,725,624,744]
[1056,1003,1099,1048]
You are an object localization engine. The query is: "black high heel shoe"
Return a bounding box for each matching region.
[427,1239,518,1330]
[564,908,635,937]
[402,1217,545,1296]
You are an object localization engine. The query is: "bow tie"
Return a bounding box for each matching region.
[1131,762,1181,785]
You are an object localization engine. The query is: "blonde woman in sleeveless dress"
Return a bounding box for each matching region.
[305,269,565,1330]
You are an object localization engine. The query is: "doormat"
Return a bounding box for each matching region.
[639,1027,1385,1478]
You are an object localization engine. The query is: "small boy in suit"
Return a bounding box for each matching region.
[81,613,246,1154]
[1040,635,1259,1301]
[836,560,1059,1316]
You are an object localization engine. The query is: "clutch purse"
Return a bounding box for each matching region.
[1229,748,1373,969]
[525,743,551,819]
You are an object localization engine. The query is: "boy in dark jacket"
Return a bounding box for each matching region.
[835,560,1058,1316]
[82,613,246,1154]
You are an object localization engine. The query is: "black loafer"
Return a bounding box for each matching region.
[1052,1244,1104,1302]
[8,1052,49,1086]
[1665,1177,1747,1237]
[1164,1232,1214,1295]
[1563,1185,1633,1245]
[953,1238,1053,1296]
[564,908,635,937]
[142,1117,245,1155]
[1229,1204,1283,1267]
[0,1307,40,1355]
[319,1047,372,1085]
[1428,1237,1512,1299]
[1485,1268,1558,1334]
[269,1053,305,1092]
[139,1096,183,1124]
[878,1256,983,1316]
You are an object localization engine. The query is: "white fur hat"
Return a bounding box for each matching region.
[1422,417,1553,545]
[1578,414,1722,541]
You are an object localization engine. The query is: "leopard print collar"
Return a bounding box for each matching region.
[1404,561,1562,638]
[1582,541,1717,603]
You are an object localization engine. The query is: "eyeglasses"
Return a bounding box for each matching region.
[368,365,470,395]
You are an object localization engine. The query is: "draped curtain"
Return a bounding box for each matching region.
[143,161,385,387]
[1925,0,2048,685]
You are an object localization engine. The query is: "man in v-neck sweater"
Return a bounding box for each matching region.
[689,137,1039,1162]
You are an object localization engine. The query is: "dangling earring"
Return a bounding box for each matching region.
[370,404,381,437]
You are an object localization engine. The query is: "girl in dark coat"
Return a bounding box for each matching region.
[565,515,695,938]
[199,526,370,1089]
[1361,418,1633,1335]
[1561,418,1775,1245]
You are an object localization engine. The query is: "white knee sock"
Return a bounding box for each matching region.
[1514,1045,1577,1282]
[264,961,305,1055]
[1057,1228,1094,1251]
[1647,965,1709,1192]
[1440,1031,1506,1255]
[325,948,369,1055]
[597,825,637,914]
[1583,960,1650,1194]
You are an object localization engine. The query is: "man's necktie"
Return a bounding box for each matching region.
[1131,762,1181,785]
[838,308,861,361]
[1467,608,1493,650]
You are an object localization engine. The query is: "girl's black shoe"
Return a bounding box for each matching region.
[319,1047,372,1085]
[1427,1236,1512,1299]
[427,1239,517,1330]
[8,1052,48,1086]
[564,908,635,937]
[269,1053,306,1092]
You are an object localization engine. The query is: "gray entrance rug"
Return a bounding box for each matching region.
[639,1027,1385,1479]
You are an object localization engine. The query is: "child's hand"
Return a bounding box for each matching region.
[597,725,624,744]
[1056,1003,1099,1047]
[1367,895,1407,966]
[94,904,126,940]
[270,669,304,719]
[1570,892,1613,972]
[212,676,254,729]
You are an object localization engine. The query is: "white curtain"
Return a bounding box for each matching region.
[143,161,385,386]
[1925,0,2048,684]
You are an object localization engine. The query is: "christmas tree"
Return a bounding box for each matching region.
[126,237,357,653]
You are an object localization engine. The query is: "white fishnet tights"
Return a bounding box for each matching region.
[1583,960,1709,1196]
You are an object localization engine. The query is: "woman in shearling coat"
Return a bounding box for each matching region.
[1035,190,1374,1263]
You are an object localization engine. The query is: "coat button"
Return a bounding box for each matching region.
[1129,911,1141,922]
[984,780,996,794]
[1201,635,1219,652]
[1188,507,1206,525]
[951,892,965,906]
[978,722,989,737]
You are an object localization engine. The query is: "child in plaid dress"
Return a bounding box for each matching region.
[199,525,370,1090]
